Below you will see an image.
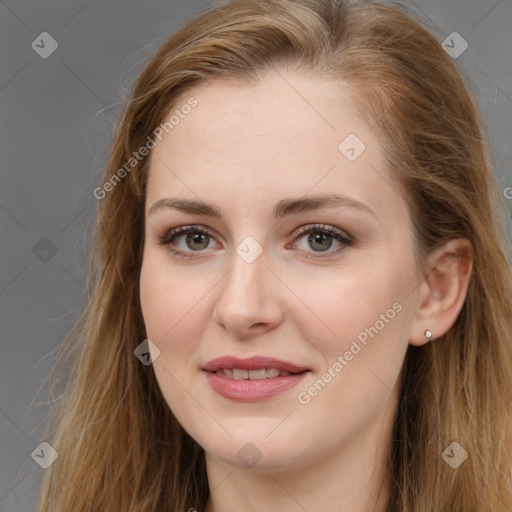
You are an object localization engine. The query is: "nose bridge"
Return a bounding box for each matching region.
[213,236,283,333]
[223,239,268,304]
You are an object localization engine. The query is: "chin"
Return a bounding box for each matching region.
[206,445,307,472]
[196,426,311,472]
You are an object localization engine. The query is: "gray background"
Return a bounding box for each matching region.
[1,1,511,510]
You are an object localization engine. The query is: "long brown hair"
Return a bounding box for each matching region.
[39,0,512,510]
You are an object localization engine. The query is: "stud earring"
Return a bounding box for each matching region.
[424,329,433,340]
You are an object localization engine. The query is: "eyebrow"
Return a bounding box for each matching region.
[148,194,376,220]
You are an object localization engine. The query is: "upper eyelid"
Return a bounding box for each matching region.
[293,223,352,241]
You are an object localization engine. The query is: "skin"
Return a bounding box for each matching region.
[139,69,473,512]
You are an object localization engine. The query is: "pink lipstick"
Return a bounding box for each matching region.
[202,356,310,402]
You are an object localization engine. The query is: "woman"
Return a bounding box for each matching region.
[39,0,512,510]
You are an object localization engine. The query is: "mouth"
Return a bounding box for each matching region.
[210,368,302,380]
[202,356,310,401]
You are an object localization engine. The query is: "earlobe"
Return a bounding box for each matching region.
[409,238,473,347]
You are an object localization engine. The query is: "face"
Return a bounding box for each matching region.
[139,70,422,472]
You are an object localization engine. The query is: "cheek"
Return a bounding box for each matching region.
[294,262,405,342]
[139,254,210,357]
[290,258,411,399]
[139,256,212,414]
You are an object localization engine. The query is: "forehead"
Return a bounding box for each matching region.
[146,70,404,220]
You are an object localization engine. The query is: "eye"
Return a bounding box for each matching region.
[157,224,219,258]
[289,224,354,258]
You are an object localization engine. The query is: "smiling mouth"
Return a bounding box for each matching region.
[203,360,310,401]
[211,368,306,380]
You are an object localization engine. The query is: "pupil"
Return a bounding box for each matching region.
[309,232,332,251]
[187,233,209,250]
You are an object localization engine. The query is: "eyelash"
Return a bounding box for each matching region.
[157,223,354,260]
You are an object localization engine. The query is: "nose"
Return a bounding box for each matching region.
[212,245,284,338]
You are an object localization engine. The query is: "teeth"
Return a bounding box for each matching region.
[248,369,267,380]
[266,368,280,378]
[215,368,294,380]
[233,369,248,380]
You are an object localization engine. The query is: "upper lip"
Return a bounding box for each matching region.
[202,356,310,374]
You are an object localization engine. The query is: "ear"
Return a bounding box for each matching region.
[408,238,473,347]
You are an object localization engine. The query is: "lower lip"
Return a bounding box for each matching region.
[204,370,309,402]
